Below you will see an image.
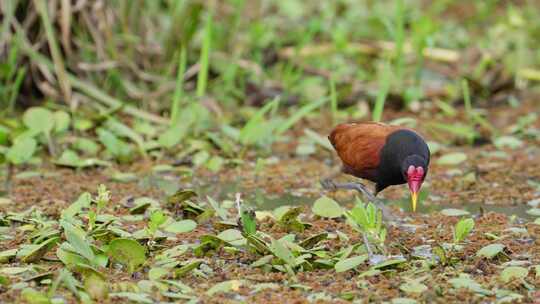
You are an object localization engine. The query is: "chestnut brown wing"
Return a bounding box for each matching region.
[328,122,403,179]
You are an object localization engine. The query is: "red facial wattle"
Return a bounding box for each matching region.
[407,166,425,211]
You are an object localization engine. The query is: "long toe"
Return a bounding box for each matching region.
[320,179,337,191]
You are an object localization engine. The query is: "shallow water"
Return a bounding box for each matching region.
[196,181,535,220]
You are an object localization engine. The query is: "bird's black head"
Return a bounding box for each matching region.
[401,154,429,211]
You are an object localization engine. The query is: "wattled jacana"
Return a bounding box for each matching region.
[322,122,430,215]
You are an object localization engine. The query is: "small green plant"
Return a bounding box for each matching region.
[453,218,475,243]
[146,210,168,238]
[345,199,387,248]
[88,184,111,231]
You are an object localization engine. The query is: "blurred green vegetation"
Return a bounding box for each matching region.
[0,0,540,171]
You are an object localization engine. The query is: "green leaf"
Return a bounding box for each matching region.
[148,267,169,281]
[60,220,95,263]
[335,255,368,273]
[391,298,418,304]
[217,229,246,246]
[448,274,492,295]
[164,220,197,234]
[21,287,51,304]
[270,239,296,266]
[23,107,54,134]
[158,121,191,148]
[526,208,540,216]
[500,266,528,283]
[109,292,152,304]
[436,152,467,165]
[108,238,147,273]
[82,268,108,300]
[6,137,37,165]
[175,259,203,277]
[20,237,60,263]
[53,111,71,133]
[239,210,257,236]
[62,192,91,219]
[72,137,100,155]
[55,149,109,168]
[96,128,132,162]
[494,136,523,150]
[312,196,342,218]
[454,218,474,243]
[206,196,228,220]
[476,243,505,259]
[206,280,244,296]
[399,281,428,294]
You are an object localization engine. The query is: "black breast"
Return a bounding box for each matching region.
[375,129,430,193]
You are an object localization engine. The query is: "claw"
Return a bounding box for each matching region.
[320,179,337,191]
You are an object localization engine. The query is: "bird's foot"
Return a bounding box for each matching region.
[320,178,338,191]
[321,180,396,222]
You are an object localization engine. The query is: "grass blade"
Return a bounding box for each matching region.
[372,62,392,122]
[329,76,337,119]
[34,0,72,105]
[461,79,472,118]
[171,46,187,123]
[197,12,212,98]
[275,98,328,135]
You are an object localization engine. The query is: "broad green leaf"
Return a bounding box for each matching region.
[436,152,467,165]
[175,259,202,277]
[20,237,60,263]
[62,192,91,219]
[109,292,152,304]
[240,209,257,236]
[148,267,169,281]
[494,136,523,150]
[61,220,95,263]
[500,266,528,283]
[270,239,296,266]
[108,238,147,273]
[454,218,474,243]
[21,287,51,304]
[335,255,368,273]
[206,280,244,296]
[158,121,191,149]
[526,208,540,216]
[97,128,132,162]
[72,137,100,155]
[399,281,428,294]
[448,274,492,295]
[53,111,71,133]
[218,229,246,247]
[168,189,197,205]
[206,196,228,220]
[312,196,342,218]
[82,269,108,300]
[391,298,418,304]
[104,118,145,151]
[6,137,36,165]
[164,220,197,234]
[23,107,54,134]
[476,243,505,259]
[0,249,17,263]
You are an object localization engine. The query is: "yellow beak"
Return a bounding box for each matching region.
[411,191,418,212]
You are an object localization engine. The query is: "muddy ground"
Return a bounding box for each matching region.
[1,100,540,303]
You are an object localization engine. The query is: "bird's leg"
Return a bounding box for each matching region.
[362,232,373,261]
[320,179,396,221]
